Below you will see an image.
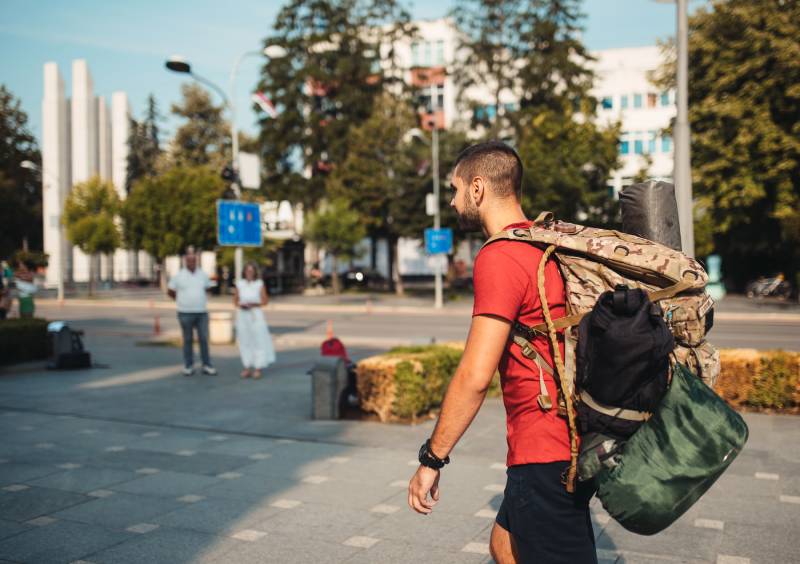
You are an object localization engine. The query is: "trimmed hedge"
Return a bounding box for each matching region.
[0,318,49,366]
[355,344,800,423]
[716,349,799,411]
[355,343,499,423]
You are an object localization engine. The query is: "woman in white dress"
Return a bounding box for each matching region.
[233,262,276,379]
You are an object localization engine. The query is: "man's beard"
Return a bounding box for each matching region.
[457,192,481,232]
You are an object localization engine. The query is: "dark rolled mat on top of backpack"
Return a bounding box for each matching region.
[620,181,683,252]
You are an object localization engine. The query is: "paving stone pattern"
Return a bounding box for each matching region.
[0,334,797,563]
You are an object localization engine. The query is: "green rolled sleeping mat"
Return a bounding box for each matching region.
[595,363,749,535]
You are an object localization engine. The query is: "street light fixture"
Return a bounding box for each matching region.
[165,45,286,282]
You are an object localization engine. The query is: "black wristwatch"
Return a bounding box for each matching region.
[418,439,450,470]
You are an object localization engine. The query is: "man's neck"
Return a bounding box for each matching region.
[483,205,528,238]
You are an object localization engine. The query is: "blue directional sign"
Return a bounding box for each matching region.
[424,228,453,254]
[217,200,262,247]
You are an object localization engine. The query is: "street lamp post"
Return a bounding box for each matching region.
[21,160,64,303]
[166,46,286,282]
[430,84,443,310]
[656,0,694,257]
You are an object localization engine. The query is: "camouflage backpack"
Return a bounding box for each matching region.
[485,212,719,492]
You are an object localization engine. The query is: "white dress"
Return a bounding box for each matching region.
[235,279,276,369]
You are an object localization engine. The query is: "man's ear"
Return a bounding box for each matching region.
[472,176,486,205]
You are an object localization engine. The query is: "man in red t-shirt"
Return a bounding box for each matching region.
[408,142,596,563]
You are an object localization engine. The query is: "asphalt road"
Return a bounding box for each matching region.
[35,301,800,353]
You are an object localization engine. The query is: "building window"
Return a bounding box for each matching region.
[661,134,672,153]
[411,42,420,66]
[647,130,657,153]
[620,133,630,155]
[634,135,644,155]
[633,93,643,109]
[647,93,657,108]
[435,40,445,66]
[660,91,670,106]
[601,96,613,110]
[620,95,628,109]
[424,41,432,66]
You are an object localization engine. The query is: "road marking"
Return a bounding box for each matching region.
[88,490,114,498]
[105,446,126,452]
[755,472,779,480]
[474,508,497,519]
[3,484,30,492]
[343,536,380,549]
[695,518,724,530]
[483,484,505,492]
[389,480,407,488]
[302,475,329,484]
[270,499,301,509]
[26,516,58,526]
[57,463,82,470]
[327,456,350,464]
[779,495,800,504]
[176,450,195,457]
[231,529,267,542]
[462,542,490,555]
[717,556,750,564]
[370,504,400,514]
[178,494,205,503]
[217,472,243,480]
[249,453,272,460]
[135,467,160,475]
[208,435,228,442]
[141,431,161,438]
[126,523,159,534]
[490,462,506,470]
[35,443,55,449]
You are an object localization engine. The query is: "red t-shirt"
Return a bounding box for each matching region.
[472,221,571,466]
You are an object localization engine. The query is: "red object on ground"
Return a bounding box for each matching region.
[321,337,350,363]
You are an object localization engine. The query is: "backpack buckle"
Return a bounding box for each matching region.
[538,394,553,411]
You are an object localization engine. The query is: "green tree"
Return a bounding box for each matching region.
[121,166,225,289]
[126,94,163,192]
[170,84,229,169]
[62,177,121,296]
[655,0,800,287]
[256,0,413,208]
[452,0,619,224]
[0,85,41,258]
[305,199,366,295]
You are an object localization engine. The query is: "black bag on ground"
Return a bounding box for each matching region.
[576,285,674,439]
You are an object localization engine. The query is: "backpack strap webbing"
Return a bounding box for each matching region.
[512,331,556,411]
[579,390,652,422]
[538,244,579,493]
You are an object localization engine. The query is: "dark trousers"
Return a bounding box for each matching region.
[177,312,210,368]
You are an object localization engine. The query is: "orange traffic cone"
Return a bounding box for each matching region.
[326,320,334,340]
[153,314,161,336]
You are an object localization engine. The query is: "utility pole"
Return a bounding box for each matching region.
[674,0,694,257]
[430,83,443,309]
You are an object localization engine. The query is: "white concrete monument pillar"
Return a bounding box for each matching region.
[41,63,70,290]
[70,60,99,284]
[111,91,135,281]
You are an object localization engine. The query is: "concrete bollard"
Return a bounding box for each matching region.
[208,311,234,344]
[310,357,349,420]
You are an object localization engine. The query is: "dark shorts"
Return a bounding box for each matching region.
[496,461,597,564]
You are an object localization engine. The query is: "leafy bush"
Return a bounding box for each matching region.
[0,318,49,365]
[716,349,800,411]
[356,343,500,422]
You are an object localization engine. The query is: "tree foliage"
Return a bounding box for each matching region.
[121,166,225,263]
[686,0,799,286]
[0,85,41,257]
[256,0,413,207]
[126,94,163,192]
[304,198,367,293]
[170,84,229,169]
[452,0,619,224]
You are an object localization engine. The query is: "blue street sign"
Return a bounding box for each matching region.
[217,200,262,247]
[425,228,453,255]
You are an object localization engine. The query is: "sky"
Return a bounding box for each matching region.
[0,0,702,145]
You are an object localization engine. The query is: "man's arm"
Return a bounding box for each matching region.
[408,314,512,514]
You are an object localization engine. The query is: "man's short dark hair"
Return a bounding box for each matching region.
[453,141,523,199]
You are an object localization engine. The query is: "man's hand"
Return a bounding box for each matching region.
[408,465,440,515]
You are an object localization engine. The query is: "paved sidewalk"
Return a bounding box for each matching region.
[0,333,798,563]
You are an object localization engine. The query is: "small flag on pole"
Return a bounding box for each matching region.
[252,92,278,118]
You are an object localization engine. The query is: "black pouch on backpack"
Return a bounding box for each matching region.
[576,285,675,439]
